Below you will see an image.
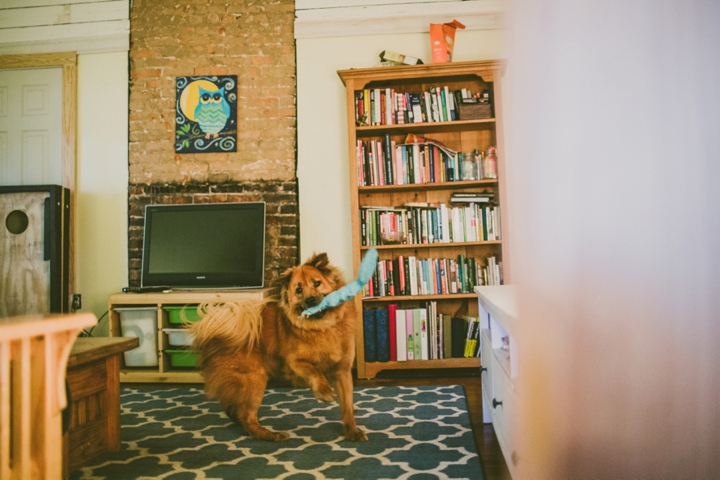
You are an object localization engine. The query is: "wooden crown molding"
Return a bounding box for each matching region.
[295,0,504,39]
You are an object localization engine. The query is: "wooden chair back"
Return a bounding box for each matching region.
[0,313,96,479]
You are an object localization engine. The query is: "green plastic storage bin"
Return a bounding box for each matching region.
[165,349,199,367]
[164,305,202,324]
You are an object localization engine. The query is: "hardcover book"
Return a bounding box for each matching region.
[376,308,390,362]
[396,308,407,361]
[388,303,398,361]
[405,310,415,361]
[451,317,467,358]
[363,308,377,362]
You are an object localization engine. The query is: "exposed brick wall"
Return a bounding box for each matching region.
[128,0,297,285]
[128,181,298,287]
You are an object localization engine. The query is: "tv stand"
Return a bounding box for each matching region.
[107,287,276,383]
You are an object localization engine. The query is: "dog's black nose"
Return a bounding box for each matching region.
[305,296,318,307]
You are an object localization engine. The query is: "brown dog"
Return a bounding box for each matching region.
[189,252,367,442]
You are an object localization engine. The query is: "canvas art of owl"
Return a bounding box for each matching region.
[194,86,231,138]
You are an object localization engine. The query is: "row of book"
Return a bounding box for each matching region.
[361,201,501,246]
[364,255,503,298]
[362,302,483,362]
[358,136,490,187]
[354,86,489,127]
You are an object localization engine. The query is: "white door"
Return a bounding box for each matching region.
[0,67,63,186]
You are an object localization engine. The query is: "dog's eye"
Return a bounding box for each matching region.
[313,280,321,287]
[296,286,303,294]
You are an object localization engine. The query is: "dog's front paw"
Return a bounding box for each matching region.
[345,428,368,442]
[313,383,335,403]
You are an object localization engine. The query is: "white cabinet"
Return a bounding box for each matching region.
[475,285,519,478]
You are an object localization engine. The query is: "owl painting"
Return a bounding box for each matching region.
[175,76,237,153]
[194,86,231,138]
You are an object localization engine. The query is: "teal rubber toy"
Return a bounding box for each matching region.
[301,248,378,318]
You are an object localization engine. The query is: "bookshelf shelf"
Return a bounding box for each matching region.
[355,118,496,136]
[358,179,498,193]
[364,357,481,379]
[363,293,478,302]
[338,60,510,379]
[362,240,502,251]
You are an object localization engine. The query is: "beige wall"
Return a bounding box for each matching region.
[76,51,129,334]
[297,28,505,278]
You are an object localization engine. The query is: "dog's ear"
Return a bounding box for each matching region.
[305,252,331,273]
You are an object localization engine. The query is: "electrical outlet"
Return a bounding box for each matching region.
[71,294,82,311]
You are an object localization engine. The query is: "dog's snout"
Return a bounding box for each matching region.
[305,296,318,307]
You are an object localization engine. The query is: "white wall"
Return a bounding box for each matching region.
[76,51,129,334]
[505,1,720,477]
[297,28,505,278]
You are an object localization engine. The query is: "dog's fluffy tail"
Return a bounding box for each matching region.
[189,300,267,356]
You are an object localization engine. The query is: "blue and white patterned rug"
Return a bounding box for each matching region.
[70,385,483,479]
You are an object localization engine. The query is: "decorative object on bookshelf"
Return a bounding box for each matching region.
[379,50,423,66]
[339,60,509,379]
[429,20,466,63]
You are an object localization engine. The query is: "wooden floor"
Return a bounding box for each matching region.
[354,369,511,480]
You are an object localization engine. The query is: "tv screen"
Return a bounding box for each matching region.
[141,202,265,289]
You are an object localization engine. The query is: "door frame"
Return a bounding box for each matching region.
[0,52,78,295]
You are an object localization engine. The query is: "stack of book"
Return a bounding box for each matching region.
[450,192,494,204]
[482,255,503,286]
[360,202,501,247]
[354,86,490,127]
[363,303,481,362]
[356,135,466,186]
[364,255,486,298]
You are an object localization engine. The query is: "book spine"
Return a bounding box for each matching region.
[408,256,418,296]
[434,88,443,121]
[453,90,464,121]
[388,303,398,361]
[445,86,455,121]
[374,88,381,125]
[363,308,377,362]
[405,310,415,361]
[376,308,390,362]
[413,309,423,360]
[419,308,428,360]
[355,90,362,124]
[451,317,467,358]
[403,256,410,295]
[442,314,453,359]
[383,134,393,185]
[424,92,433,122]
[364,89,370,124]
[463,316,477,358]
[396,308,407,361]
[387,259,395,296]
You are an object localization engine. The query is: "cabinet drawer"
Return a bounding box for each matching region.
[480,329,492,398]
[491,353,518,470]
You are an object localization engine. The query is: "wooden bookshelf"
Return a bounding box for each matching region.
[338,60,510,379]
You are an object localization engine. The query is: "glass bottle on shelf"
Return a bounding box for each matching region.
[484,146,498,179]
[461,152,476,180]
[474,149,484,180]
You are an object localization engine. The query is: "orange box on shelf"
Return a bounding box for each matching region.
[430,19,466,63]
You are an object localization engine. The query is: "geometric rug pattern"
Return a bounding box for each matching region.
[70,385,483,479]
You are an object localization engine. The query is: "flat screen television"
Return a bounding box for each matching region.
[141,202,266,289]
